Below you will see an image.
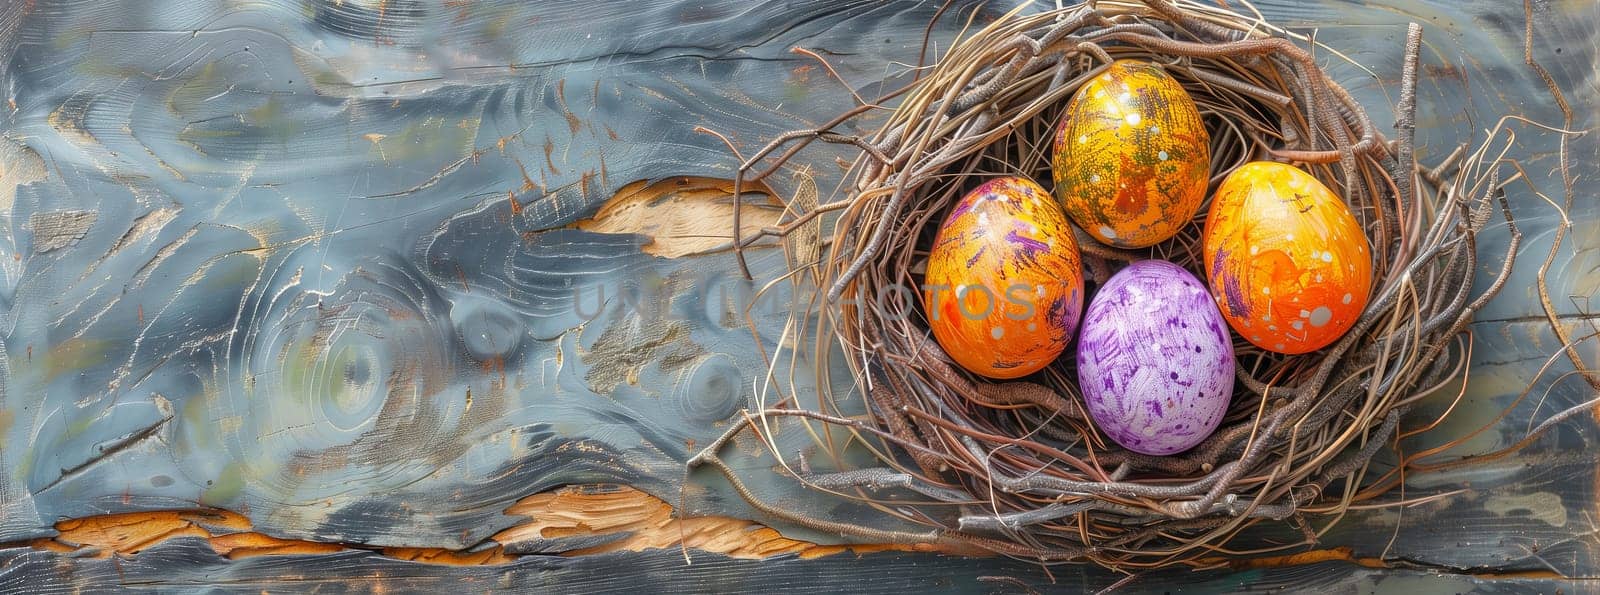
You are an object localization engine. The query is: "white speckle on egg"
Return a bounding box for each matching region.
[977,212,989,226]
[1125,113,1141,126]
[1321,251,1333,263]
[1274,342,1286,351]
[1091,174,1101,183]
[1027,322,1037,332]
[1099,225,1117,239]
[1299,309,1311,319]
[1149,125,1160,134]
[1342,293,1353,305]
[991,327,1004,339]
[1309,306,1333,327]
[1286,233,1294,241]
[1291,320,1304,330]
[1158,150,1169,161]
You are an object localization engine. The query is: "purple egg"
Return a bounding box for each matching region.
[1076,260,1234,456]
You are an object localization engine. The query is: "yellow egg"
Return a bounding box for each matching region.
[924,176,1085,379]
[1202,161,1372,354]
[1053,60,1210,248]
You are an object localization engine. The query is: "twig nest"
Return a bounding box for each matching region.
[719,0,1512,569]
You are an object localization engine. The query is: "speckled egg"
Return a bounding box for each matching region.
[1077,260,1234,456]
[1053,60,1210,248]
[1202,161,1372,354]
[924,176,1085,379]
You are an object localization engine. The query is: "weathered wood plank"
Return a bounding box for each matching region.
[0,0,1595,589]
[0,0,956,549]
[0,541,1587,594]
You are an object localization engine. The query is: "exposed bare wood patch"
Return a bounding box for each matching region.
[102,207,179,263]
[382,546,516,566]
[33,509,496,562]
[15,485,957,565]
[29,210,97,253]
[210,532,345,559]
[0,138,46,214]
[46,93,98,148]
[571,177,782,258]
[40,509,342,559]
[1202,546,1571,580]
[1201,546,1388,571]
[581,316,699,395]
[492,484,956,559]
[50,510,249,556]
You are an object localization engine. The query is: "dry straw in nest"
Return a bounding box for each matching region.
[687,0,1561,570]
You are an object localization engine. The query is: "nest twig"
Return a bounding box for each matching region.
[686,0,1562,570]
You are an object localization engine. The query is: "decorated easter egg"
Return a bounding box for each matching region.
[924,176,1085,379]
[1202,161,1372,354]
[1053,60,1210,248]
[1077,260,1234,456]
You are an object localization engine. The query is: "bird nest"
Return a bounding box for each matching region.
[689,0,1520,570]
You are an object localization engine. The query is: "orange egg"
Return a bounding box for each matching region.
[1202,161,1372,354]
[924,176,1085,378]
[1053,60,1210,248]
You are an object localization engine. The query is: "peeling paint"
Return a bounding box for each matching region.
[1484,492,1567,528]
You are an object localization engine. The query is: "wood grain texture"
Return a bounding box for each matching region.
[0,0,1594,590]
[1,540,1591,595]
[572,177,784,258]
[9,484,942,566]
[0,0,946,551]
[493,484,951,559]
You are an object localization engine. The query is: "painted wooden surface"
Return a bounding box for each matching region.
[0,540,1588,594]
[0,0,1595,591]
